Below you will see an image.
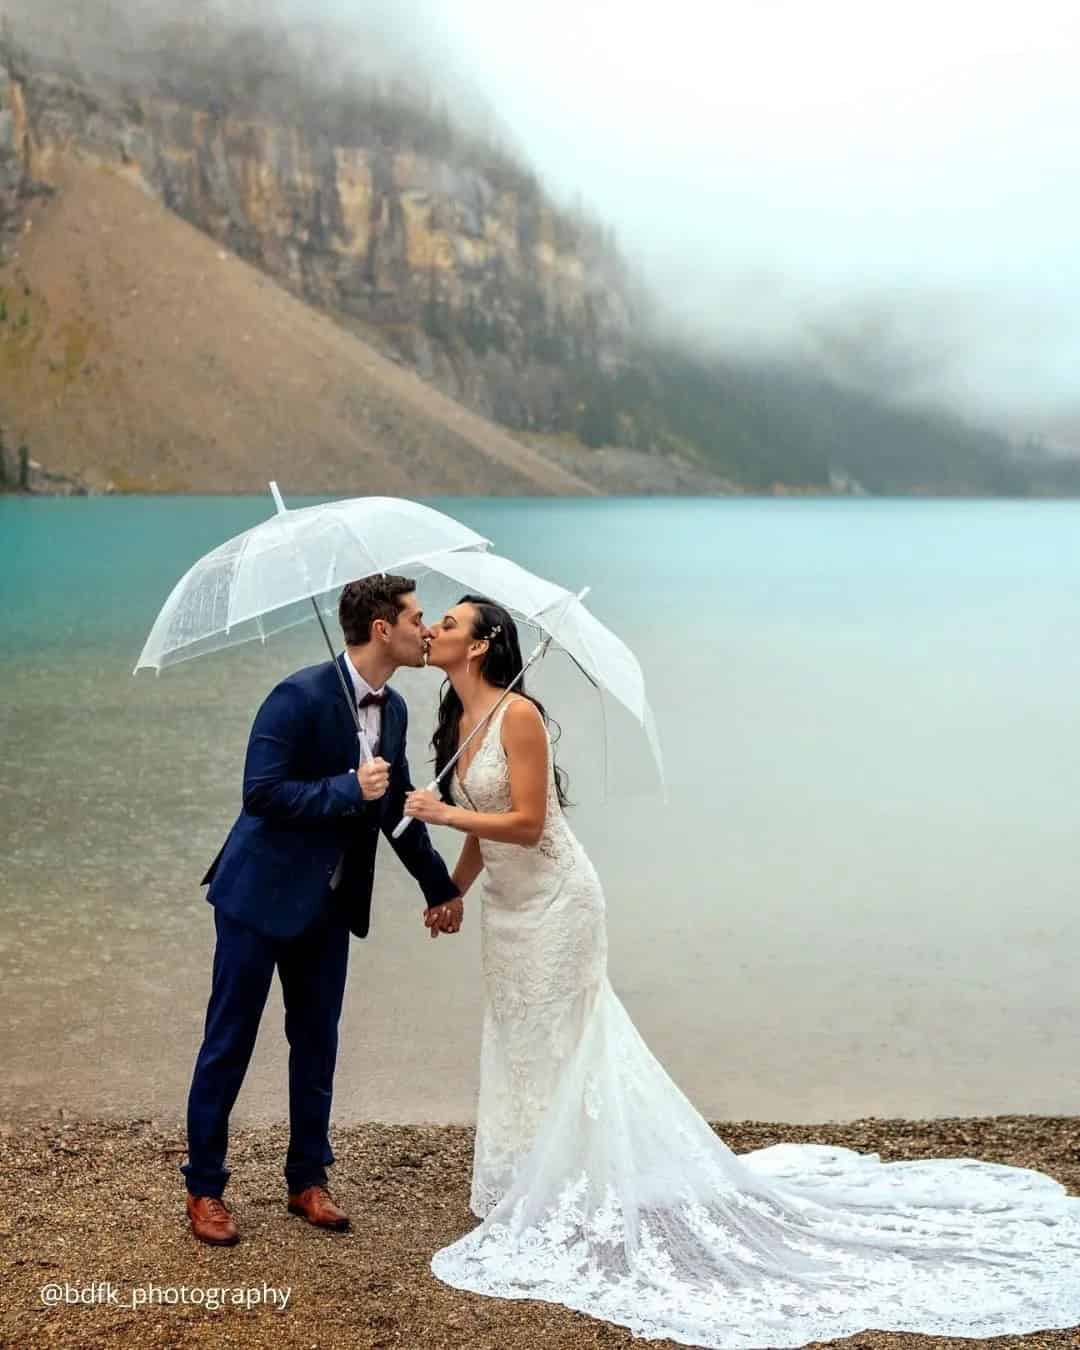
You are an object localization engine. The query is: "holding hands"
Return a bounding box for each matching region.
[425,897,464,938]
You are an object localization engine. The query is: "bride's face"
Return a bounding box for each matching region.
[425,602,481,671]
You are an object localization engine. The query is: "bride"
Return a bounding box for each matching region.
[403,596,1080,1349]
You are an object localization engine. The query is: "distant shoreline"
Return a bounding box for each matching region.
[9,484,1080,500]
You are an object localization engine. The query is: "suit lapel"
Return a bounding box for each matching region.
[333,654,362,769]
[370,692,402,820]
[379,690,402,767]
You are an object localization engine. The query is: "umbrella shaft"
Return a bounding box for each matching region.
[310,597,364,740]
[435,636,552,787]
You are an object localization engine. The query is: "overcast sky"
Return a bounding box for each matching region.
[413,0,1080,438]
[11,0,1080,439]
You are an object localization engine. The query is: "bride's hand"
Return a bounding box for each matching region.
[404,788,451,826]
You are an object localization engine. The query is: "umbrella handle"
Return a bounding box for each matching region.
[391,780,438,839]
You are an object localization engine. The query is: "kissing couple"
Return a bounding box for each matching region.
[180,574,1080,1349]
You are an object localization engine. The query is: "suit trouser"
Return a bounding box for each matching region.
[181,902,351,1197]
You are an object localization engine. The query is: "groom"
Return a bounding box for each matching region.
[181,575,463,1245]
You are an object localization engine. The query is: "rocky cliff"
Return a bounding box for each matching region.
[0,52,48,255]
[1,22,1059,498]
[1,36,633,434]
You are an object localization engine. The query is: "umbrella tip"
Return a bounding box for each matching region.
[269,481,288,515]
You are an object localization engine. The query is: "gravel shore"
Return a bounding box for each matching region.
[3,1114,1078,1349]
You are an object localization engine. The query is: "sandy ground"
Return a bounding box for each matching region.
[2,1114,1078,1350]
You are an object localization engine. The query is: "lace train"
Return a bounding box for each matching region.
[434,981,1080,1347]
[431,699,1080,1346]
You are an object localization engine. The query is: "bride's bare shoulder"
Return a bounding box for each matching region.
[500,696,546,738]
[502,694,543,718]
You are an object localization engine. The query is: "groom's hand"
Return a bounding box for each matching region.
[425,898,463,938]
[357,757,390,801]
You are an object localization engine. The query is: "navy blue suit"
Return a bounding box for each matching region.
[182,654,459,1198]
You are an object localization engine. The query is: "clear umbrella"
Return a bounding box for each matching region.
[391,548,664,838]
[134,484,490,673]
[133,483,490,753]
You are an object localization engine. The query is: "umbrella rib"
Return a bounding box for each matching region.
[338,512,387,578]
[225,520,260,633]
[525,586,575,625]
[562,602,605,695]
[578,609,646,723]
[561,650,602,690]
[323,513,355,593]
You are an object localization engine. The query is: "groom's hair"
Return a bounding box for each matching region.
[339,575,416,645]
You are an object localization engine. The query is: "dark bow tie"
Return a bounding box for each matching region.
[358,691,386,709]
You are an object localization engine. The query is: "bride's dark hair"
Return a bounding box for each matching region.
[431,595,570,808]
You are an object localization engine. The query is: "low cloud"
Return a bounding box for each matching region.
[6,0,1079,444]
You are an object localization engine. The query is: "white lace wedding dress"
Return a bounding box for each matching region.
[430,701,1080,1347]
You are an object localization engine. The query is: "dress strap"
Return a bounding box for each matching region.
[454,694,517,794]
[489,696,515,733]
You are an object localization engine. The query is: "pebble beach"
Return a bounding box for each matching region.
[3,1114,1078,1349]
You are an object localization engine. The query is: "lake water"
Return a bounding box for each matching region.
[2,495,1079,1125]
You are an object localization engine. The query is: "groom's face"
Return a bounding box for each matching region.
[382,591,429,669]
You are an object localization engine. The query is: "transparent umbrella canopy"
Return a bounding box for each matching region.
[133,484,490,674]
[132,483,491,753]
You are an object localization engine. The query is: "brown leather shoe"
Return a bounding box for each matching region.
[287,1185,350,1231]
[186,1193,239,1246]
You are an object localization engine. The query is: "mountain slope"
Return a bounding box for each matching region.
[0,155,598,494]
[1,23,1070,496]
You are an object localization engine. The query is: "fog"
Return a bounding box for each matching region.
[5,0,1079,443]
[413,0,1080,442]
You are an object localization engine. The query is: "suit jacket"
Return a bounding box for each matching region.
[202,654,459,939]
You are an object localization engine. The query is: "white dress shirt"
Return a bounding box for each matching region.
[330,655,387,892]
[343,652,385,757]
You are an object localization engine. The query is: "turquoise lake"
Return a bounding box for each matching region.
[2,495,1079,1123]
